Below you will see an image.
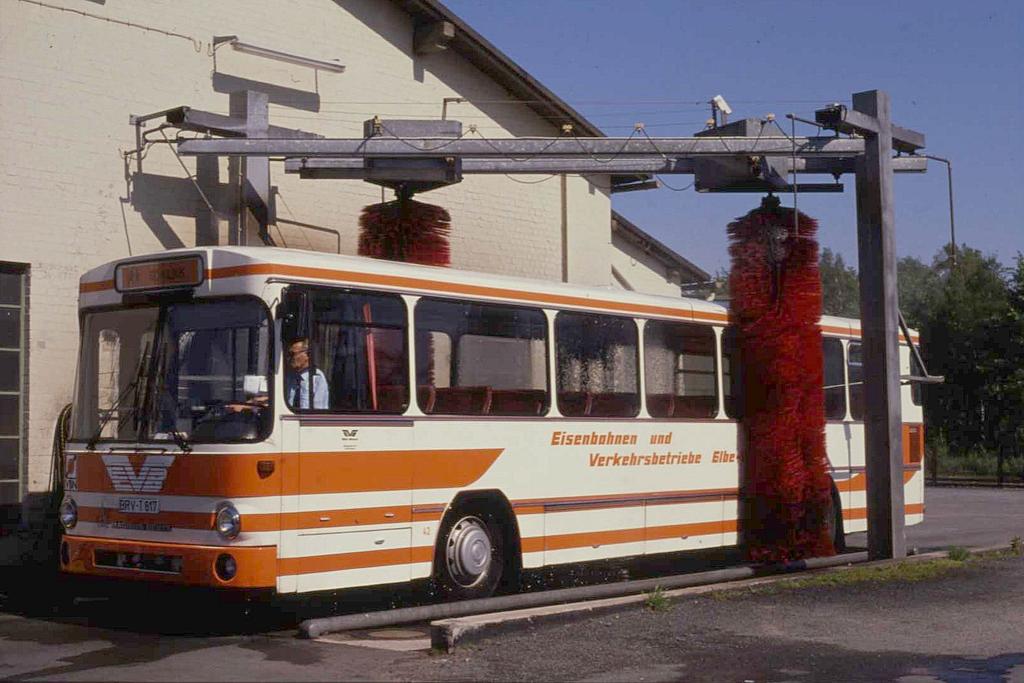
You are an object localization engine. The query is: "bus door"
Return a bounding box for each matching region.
[279,286,415,593]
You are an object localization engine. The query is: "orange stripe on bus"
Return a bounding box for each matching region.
[513,487,739,511]
[537,519,732,553]
[836,468,918,494]
[278,546,434,576]
[62,534,277,588]
[79,279,115,293]
[71,448,502,497]
[844,502,924,520]
[209,263,729,322]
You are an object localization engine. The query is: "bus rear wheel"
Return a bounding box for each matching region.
[827,487,846,553]
[433,510,503,601]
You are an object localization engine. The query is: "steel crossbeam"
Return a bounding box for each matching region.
[178,135,867,158]
[283,155,927,176]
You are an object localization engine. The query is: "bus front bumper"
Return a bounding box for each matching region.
[60,535,277,589]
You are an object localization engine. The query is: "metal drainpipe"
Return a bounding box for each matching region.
[299,551,869,638]
[560,174,569,282]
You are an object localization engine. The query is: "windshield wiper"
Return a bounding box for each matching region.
[86,342,149,451]
[167,429,192,453]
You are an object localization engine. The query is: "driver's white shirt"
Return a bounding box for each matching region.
[286,368,329,409]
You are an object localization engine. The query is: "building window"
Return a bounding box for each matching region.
[823,338,847,420]
[0,264,27,509]
[644,320,718,418]
[555,312,639,417]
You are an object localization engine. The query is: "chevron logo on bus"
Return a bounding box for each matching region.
[101,454,176,493]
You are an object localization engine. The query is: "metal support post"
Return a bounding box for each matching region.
[230,90,273,245]
[853,90,906,560]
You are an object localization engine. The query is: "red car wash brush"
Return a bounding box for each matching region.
[358,188,451,267]
[728,195,835,563]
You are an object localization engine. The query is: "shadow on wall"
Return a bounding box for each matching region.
[127,172,234,249]
[212,73,321,113]
[335,0,563,137]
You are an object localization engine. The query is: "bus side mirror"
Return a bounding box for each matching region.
[277,288,310,342]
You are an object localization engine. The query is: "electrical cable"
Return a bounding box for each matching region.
[377,121,469,152]
[503,174,560,184]
[48,404,72,514]
[16,0,202,51]
[655,176,695,192]
[467,126,571,162]
[569,126,641,163]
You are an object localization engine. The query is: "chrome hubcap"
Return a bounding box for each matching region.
[445,516,492,587]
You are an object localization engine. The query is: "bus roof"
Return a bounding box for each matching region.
[79,247,916,341]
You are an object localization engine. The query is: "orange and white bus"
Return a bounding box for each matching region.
[60,247,924,596]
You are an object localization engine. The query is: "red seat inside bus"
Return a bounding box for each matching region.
[674,395,717,418]
[375,385,408,413]
[589,392,639,417]
[557,391,638,417]
[420,386,493,415]
[489,389,546,416]
[558,391,592,416]
[646,393,718,418]
[646,393,675,417]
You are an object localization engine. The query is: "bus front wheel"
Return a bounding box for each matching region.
[433,510,503,601]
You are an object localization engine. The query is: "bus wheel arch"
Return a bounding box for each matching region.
[432,490,521,600]
[828,483,846,553]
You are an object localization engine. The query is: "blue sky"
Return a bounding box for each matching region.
[442,0,1023,275]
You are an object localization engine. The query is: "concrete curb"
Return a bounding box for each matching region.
[428,544,1015,652]
[300,551,867,638]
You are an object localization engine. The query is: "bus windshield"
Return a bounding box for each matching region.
[72,298,272,444]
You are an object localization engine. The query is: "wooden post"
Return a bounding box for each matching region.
[853,89,906,560]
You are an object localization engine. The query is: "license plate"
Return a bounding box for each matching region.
[118,497,160,514]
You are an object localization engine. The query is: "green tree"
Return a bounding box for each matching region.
[819,248,859,317]
[897,256,940,330]
[922,245,1011,456]
[983,254,1024,472]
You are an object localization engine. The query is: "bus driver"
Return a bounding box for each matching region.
[285,338,329,410]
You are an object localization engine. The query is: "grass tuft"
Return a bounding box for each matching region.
[947,546,970,562]
[643,586,672,612]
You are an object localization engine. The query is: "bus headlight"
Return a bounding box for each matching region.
[59,498,78,530]
[215,502,241,539]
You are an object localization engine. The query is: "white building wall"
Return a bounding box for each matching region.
[609,232,685,297]
[0,0,615,504]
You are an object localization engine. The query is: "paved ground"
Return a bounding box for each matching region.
[0,486,1021,682]
[848,486,1024,553]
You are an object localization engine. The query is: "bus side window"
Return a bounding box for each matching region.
[555,312,638,418]
[721,326,743,419]
[298,288,409,414]
[823,338,847,420]
[415,299,548,416]
[644,320,717,418]
[847,342,864,420]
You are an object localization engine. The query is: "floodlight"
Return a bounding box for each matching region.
[711,95,733,116]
